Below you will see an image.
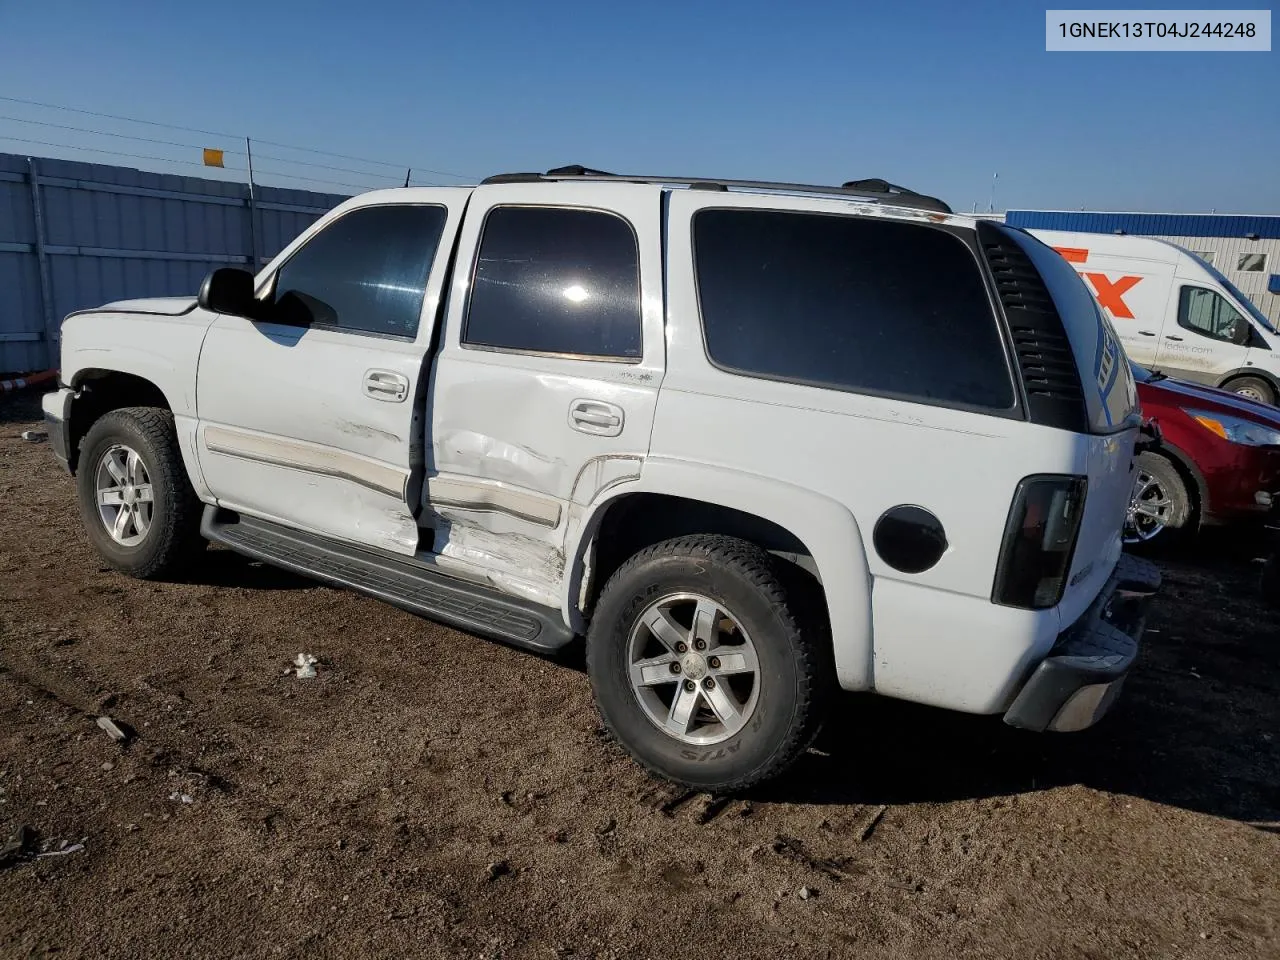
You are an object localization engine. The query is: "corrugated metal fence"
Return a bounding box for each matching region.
[0,152,346,373]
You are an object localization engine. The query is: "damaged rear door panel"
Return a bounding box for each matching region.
[423,182,665,606]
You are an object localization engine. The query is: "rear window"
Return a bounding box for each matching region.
[692,209,1015,410]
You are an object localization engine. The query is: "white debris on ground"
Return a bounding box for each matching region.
[95,716,128,742]
[293,654,318,679]
[35,838,87,858]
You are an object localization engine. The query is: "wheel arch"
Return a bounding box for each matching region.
[1216,367,1280,402]
[562,459,874,691]
[1144,440,1208,527]
[65,369,173,474]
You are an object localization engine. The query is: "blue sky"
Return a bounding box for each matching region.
[0,0,1276,212]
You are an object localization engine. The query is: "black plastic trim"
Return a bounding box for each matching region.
[201,507,575,653]
[978,222,1090,434]
[63,300,197,322]
[480,169,952,213]
[44,409,71,474]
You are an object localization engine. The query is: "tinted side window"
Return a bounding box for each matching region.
[273,205,447,337]
[1178,286,1245,343]
[694,210,1014,409]
[464,206,642,359]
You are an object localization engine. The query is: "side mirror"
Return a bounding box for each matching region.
[197,267,257,317]
[1232,320,1254,347]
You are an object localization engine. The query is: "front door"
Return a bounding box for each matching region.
[424,182,665,607]
[195,192,469,555]
[1154,284,1249,384]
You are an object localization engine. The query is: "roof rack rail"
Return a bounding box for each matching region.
[478,167,952,214]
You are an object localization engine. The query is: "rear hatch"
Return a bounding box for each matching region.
[980,223,1140,616]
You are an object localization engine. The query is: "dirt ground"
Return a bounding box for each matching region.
[0,390,1277,960]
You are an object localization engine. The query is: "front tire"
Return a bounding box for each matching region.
[1124,452,1193,546]
[1225,375,1276,406]
[75,407,205,579]
[586,535,829,792]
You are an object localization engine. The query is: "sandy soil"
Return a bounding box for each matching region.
[1,391,1277,959]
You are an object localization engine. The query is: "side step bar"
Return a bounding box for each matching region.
[200,507,575,654]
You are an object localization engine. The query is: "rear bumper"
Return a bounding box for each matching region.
[1004,554,1160,732]
[41,386,74,474]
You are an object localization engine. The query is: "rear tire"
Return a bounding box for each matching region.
[1224,375,1276,406]
[75,407,206,579]
[1124,452,1193,547]
[586,535,829,793]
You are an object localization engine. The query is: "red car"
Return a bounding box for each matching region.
[1128,361,1280,545]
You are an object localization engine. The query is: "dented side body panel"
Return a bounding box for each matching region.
[55,179,1145,723]
[192,189,472,556]
[422,182,665,603]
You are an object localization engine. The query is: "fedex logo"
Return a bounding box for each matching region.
[1054,247,1142,319]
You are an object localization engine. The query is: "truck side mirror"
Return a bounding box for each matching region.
[197,267,257,318]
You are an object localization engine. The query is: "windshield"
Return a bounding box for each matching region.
[1218,276,1277,334]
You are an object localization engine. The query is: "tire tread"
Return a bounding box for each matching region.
[586,534,828,793]
[78,406,204,579]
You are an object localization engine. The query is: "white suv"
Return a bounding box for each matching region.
[42,167,1160,791]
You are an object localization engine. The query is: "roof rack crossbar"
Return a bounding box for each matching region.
[478,168,952,214]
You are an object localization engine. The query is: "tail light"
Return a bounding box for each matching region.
[992,475,1088,609]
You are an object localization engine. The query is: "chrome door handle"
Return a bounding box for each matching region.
[363,370,409,402]
[569,399,624,437]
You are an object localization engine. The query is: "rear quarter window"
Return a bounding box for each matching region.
[692,209,1015,411]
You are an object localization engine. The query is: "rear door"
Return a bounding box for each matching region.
[423,182,665,608]
[195,191,470,555]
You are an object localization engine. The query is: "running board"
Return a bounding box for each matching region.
[200,507,575,653]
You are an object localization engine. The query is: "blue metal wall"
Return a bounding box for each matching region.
[1005,210,1280,240]
[0,153,346,374]
[1006,209,1280,326]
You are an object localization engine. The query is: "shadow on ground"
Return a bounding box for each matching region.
[183,548,317,592]
[6,385,1275,828]
[760,538,1279,827]
[0,390,43,425]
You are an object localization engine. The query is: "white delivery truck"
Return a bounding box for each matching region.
[1029,230,1280,404]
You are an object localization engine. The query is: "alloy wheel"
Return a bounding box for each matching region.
[95,443,154,547]
[626,592,761,746]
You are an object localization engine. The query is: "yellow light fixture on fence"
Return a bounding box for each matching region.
[202,148,225,168]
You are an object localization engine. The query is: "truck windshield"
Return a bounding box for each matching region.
[1218,276,1277,334]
